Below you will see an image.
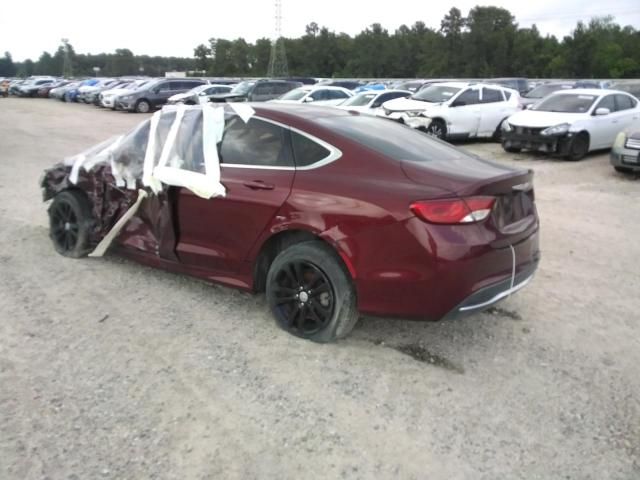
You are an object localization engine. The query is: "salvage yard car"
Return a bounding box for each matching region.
[336,89,411,115]
[270,85,354,106]
[115,78,206,112]
[501,89,640,160]
[41,103,540,342]
[380,82,520,140]
[611,128,640,173]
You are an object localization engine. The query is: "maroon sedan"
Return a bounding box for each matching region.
[41,104,540,342]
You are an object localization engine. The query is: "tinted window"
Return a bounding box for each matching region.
[310,89,330,101]
[328,90,350,100]
[156,82,172,92]
[615,94,636,111]
[291,131,331,167]
[275,83,296,94]
[482,88,504,103]
[252,84,272,95]
[454,89,481,106]
[596,95,616,112]
[317,115,465,163]
[220,117,291,167]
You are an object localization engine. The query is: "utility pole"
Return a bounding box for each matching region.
[267,0,288,78]
[61,38,73,78]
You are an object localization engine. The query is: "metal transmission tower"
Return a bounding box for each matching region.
[267,0,288,77]
[61,38,73,77]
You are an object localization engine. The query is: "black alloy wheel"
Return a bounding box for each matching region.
[266,242,359,342]
[271,260,335,336]
[48,190,92,258]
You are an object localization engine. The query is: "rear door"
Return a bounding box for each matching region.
[477,87,510,137]
[175,115,295,273]
[590,94,620,148]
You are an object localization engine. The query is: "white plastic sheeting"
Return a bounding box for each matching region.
[67,103,255,200]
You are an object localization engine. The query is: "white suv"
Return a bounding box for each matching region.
[379,82,521,140]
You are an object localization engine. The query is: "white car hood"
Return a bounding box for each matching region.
[382,96,439,112]
[508,110,586,128]
[169,92,192,102]
[103,88,134,98]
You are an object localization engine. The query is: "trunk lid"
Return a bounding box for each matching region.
[401,151,538,246]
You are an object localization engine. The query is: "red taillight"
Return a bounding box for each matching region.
[410,197,496,224]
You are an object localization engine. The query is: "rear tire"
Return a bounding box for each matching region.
[566,133,589,161]
[48,190,93,258]
[135,99,151,113]
[266,242,358,343]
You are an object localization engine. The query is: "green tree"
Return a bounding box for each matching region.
[0,51,17,76]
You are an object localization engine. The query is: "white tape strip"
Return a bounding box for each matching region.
[228,102,255,123]
[142,110,163,193]
[88,189,148,258]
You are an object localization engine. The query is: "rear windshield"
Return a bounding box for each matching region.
[533,93,596,113]
[316,115,468,163]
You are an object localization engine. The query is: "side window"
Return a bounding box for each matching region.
[253,83,272,96]
[454,89,481,106]
[291,131,332,167]
[615,94,635,111]
[482,88,504,103]
[220,117,291,167]
[310,89,329,101]
[275,83,294,95]
[156,82,171,92]
[329,90,350,100]
[596,95,616,112]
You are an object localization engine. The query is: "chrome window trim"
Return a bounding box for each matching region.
[219,114,342,171]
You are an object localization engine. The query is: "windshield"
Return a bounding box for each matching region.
[279,88,308,101]
[230,81,254,95]
[533,93,597,113]
[342,93,377,107]
[412,85,461,103]
[525,84,571,99]
[187,84,210,95]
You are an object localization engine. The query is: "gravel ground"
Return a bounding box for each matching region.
[1,98,639,480]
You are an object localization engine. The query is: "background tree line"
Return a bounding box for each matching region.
[0,46,196,78]
[196,7,640,78]
[2,6,639,79]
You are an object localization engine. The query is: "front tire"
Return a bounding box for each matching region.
[502,142,522,153]
[566,133,589,161]
[266,242,359,342]
[48,190,93,258]
[426,119,446,139]
[135,99,151,113]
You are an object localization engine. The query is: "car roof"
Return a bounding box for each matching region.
[553,88,629,96]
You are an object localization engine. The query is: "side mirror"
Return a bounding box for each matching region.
[526,104,534,110]
[304,96,314,103]
[595,107,610,116]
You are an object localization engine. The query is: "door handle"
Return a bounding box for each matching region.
[243,180,275,190]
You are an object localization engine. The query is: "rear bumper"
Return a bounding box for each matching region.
[441,260,538,321]
[353,216,540,320]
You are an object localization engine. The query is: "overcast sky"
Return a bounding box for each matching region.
[2,0,639,61]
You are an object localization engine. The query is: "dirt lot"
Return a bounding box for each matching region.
[0,98,639,480]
